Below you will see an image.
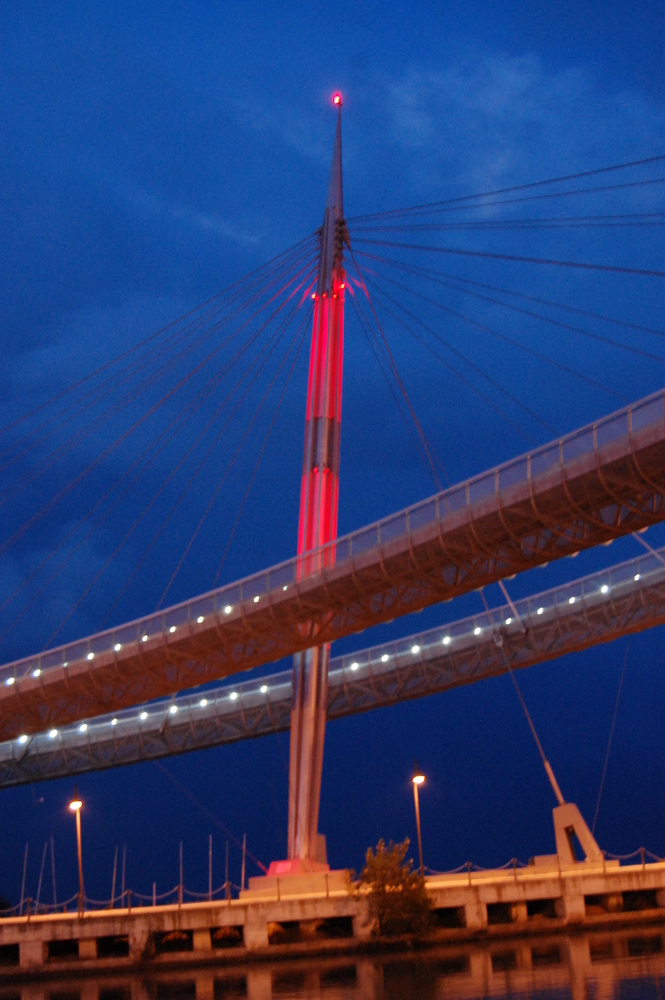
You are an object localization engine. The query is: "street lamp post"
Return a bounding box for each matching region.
[412,762,425,877]
[69,788,85,916]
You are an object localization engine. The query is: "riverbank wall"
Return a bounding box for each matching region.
[0,857,664,980]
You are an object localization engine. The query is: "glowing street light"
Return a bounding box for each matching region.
[412,761,425,877]
[69,787,85,916]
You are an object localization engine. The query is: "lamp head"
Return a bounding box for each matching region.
[69,785,82,811]
[412,760,425,785]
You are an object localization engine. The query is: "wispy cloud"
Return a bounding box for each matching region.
[377,53,665,199]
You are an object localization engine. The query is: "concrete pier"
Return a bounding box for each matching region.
[0,856,664,978]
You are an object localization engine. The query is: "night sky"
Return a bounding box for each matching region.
[1,2,665,907]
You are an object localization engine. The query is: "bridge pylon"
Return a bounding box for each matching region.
[286,95,347,866]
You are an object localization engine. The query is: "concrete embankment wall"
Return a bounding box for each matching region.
[1,860,664,977]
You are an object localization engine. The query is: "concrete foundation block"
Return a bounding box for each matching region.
[192,929,212,952]
[20,940,47,967]
[555,894,585,922]
[464,901,487,930]
[78,938,98,960]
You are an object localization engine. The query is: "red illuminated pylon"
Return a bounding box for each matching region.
[288,97,348,862]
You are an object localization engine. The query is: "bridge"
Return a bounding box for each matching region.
[2,95,664,874]
[2,540,665,788]
[2,386,665,745]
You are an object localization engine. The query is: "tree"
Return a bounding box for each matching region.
[359,838,432,936]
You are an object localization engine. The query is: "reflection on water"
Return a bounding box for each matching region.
[1,927,664,1000]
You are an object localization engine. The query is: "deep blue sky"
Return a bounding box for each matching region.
[1,1,665,905]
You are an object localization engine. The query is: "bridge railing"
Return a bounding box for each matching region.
[1,388,663,690]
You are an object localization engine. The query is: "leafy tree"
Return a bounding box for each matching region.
[359,838,432,936]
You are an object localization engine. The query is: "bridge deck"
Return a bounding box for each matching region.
[1,389,665,741]
[2,542,664,787]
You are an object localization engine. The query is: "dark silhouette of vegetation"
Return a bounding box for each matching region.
[360,838,432,936]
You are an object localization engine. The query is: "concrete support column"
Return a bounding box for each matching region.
[555,894,585,922]
[464,900,488,929]
[192,929,212,952]
[128,925,151,961]
[243,910,268,950]
[352,896,374,940]
[511,902,528,922]
[78,938,98,960]
[19,940,47,968]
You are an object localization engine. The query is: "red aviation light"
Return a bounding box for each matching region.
[332,92,342,106]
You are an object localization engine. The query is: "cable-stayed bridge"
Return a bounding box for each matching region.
[3,540,665,788]
[3,96,665,868]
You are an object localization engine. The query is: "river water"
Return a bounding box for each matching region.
[3,927,664,1000]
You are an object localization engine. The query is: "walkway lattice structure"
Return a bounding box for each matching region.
[2,541,665,787]
[1,389,665,744]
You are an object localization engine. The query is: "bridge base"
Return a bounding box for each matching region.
[240,868,348,901]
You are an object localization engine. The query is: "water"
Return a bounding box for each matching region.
[2,927,664,1000]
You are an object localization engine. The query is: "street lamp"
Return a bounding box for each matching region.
[412,761,425,877]
[69,787,85,916]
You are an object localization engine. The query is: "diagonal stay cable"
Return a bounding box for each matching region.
[348,294,437,485]
[349,175,665,223]
[592,640,629,835]
[365,273,558,435]
[348,154,665,222]
[153,761,267,873]
[212,309,311,589]
[366,278,547,443]
[0,233,318,439]
[100,280,316,625]
[352,236,665,280]
[348,248,445,490]
[0,243,317,491]
[0,293,302,645]
[0,256,317,556]
[363,254,665,365]
[356,258,625,402]
[71,285,314,639]
[352,250,665,341]
[157,301,312,608]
